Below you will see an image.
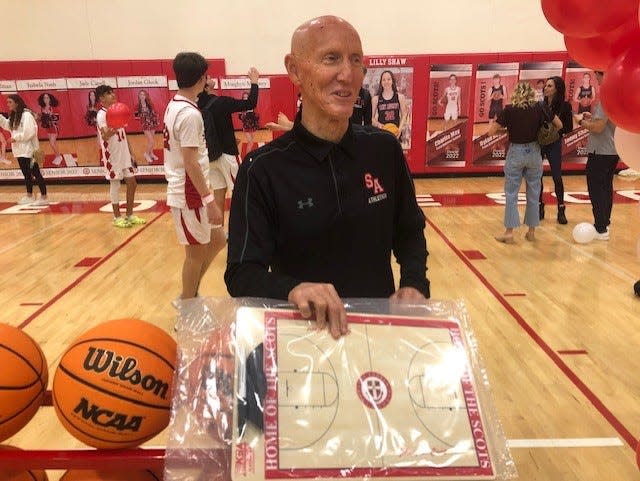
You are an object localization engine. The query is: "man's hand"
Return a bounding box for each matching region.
[390,287,426,301]
[248,67,260,84]
[288,282,348,339]
[206,198,223,227]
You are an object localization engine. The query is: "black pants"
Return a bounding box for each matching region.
[17,157,47,196]
[539,139,564,205]
[586,153,619,233]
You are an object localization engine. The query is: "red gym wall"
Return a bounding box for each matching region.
[0,51,597,182]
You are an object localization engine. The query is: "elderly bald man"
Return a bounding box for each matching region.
[225,16,430,339]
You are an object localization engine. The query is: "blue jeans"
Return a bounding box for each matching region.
[503,142,542,228]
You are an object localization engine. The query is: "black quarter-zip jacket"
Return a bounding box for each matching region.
[225,118,430,300]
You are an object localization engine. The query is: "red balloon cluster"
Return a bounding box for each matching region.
[106,102,132,129]
[542,0,640,133]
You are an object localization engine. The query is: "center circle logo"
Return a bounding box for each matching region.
[356,371,392,409]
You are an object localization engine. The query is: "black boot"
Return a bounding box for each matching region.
[557,204,567,224]
[539,202,545,220]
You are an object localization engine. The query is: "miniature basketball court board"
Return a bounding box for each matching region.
[232,307,495,480]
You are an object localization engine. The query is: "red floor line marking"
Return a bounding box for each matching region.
[558,350,589,355]
[503,293,526,297]
[18,211,167,330]
[20,302,44,306]
[426,217,638,451]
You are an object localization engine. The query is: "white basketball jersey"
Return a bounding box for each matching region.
[445,86,460,104]
[163,95,210,209]
[96,108,132,179]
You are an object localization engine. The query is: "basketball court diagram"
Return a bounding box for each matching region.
[232,308,495,480]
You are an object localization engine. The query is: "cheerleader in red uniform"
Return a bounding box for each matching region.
[37,92,62,165]
[238,91,259,153]
[85,90,98,127]
[134,89,160,164]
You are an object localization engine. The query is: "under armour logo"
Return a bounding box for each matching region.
[297,197,314,209]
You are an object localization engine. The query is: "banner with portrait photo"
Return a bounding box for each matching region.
[518,61,563,103]
[365,64,414,151]
[472,63,519,165]
[0,82,16,163]
[115,76,170,166]
[562,62,594,163]
[219,77,271,131]
[426,64,471,166]
[16,78,80,168]
[219,77,272,158]
[66,77,117,138]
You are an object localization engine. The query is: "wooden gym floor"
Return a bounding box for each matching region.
[0,173,639,480]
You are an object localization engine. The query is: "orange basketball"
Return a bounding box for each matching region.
[0,445,47,481]
[382,123,400,136]
[491,91,501,100]
[0,324,48,442]
[60,470,160,481]
[52,319,177,449]
[579,96,591,107]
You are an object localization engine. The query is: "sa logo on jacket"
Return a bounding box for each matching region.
[364,173,387,204]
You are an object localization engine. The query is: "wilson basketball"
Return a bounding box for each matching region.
[0,445,47,481]
[382,123,400,136]
[0,324,48,442]
[106,102,131,129]
[579,97,591,107]
[60,470,160,481]
[491,91,501,100]
[52,318,177,449]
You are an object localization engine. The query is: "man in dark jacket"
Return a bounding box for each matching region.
[197,67,260,237]
[225,17,429,340]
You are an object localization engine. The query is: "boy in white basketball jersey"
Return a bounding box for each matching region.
[95,85,146,228]
[164,52,224,304]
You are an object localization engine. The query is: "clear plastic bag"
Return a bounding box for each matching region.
[164,298,517,481]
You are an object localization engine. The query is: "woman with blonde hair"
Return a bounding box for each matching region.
[487,81,561,243]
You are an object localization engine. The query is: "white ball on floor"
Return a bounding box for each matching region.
[572,222,597,244]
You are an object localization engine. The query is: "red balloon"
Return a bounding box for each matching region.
[541,0,637,38]
[600,44,640,133]
[106,102,131,129]
[565,17,640,71]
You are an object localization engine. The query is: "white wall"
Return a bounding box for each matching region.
[2,0,565,75]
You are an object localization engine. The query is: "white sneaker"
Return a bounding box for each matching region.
[618,168,640,177]
[18,195,35,205]
[52,155,63,166]
[34,196,49,206]
[594,229,609,241]
[144,152,153,164]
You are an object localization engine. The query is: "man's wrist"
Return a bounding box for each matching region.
[202,193,214,205]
